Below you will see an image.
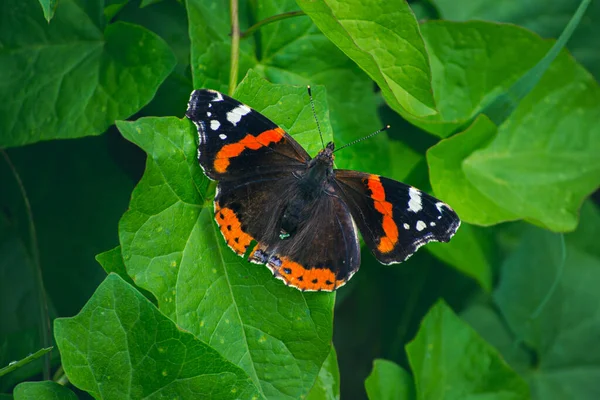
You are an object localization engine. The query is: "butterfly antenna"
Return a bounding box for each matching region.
[333,125,391,153]
[307,85,326,149]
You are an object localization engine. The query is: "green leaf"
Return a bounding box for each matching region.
[0,0,176,148]
[463,218,600,399]
[365,359,414,400]
[462,52,600,232]
[405,21,600,143]
[477,0,592,126]
[427,115,519,226]
[54,274,261,399]
[306,346,340,400]
[116,73,335,399]
[426,222,493,292]
[496,228,600,399]
[296,0,436,118]
[13,381,77,400]
[406,301,530,400]
[432,0,600,79]
[38,0,58,22]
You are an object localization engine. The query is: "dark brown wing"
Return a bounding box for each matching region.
[333,170,460,264]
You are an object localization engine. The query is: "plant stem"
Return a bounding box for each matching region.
[0,347,53,378]
[229,0,240,96]
[1,150,52,380]
[240,11,306,39]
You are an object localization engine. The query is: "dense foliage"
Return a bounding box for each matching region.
[1,0,599,399]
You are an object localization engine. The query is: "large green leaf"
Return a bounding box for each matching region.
[0,0,176,148]
[462,57,600,231]
[116,73,335,399]
[406,21,599,144]
[462,208,600,399]
[296,0,436,118]
[496,227,600,398]
[14,381,77,400]
[432,0,600,79]
[426,60,599,232]
[365,359,414,400]
[406,301,530,400]
[54,274,261,399]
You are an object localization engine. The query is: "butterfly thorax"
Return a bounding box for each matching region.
[279,142,336,238]
[300,141,335,191]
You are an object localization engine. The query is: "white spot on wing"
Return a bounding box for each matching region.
[408,187,423,213]
[219,134,227,140]
[403,223,410,230]
[430,222,436,227]
[416,221,426,231]
[435,202,446,213]
[207,111,211,117]
[209,90,223,102]
[210,120,220,130]
[227,105,252,126]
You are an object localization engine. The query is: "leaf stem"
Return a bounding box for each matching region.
[229,0,240,96]
[240,11,306,39]
[1,150,52,380]
[0,347,53,378]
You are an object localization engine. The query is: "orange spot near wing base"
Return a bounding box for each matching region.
[215,205,254,254]
[275,257,346,291]
[367,176,398,253]
[214,128,285,173]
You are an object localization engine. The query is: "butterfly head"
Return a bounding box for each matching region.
[313,141,335,166]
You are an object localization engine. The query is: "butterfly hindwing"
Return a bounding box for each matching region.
[333,170,460,264]
[215,175,361,291]
[186,89,310,181]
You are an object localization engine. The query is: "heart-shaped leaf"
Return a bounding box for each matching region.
[54,274,261,399]
[0,0,176,148]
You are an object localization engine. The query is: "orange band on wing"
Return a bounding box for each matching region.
[367,176,398,253]
[214,128,285,173]
[215,205,254,254]
[274,257,346,291]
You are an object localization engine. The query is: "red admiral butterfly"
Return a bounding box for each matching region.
[186,88,460,291]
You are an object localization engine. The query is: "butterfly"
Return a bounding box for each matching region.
[185,88,460,291]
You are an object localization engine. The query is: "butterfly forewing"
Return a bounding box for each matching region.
[186,89,310,181]
[333,170,460,264]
